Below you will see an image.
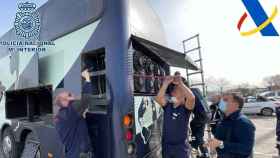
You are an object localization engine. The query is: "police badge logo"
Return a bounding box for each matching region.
[14,2,40,40]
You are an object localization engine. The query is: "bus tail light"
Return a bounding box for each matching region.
[123,113,136,155]
[127,143,136,155]
[123,114,133,127]
[125,130,133,141]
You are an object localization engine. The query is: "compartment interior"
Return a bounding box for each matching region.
[82,48,108,114]
[5,85,53,121]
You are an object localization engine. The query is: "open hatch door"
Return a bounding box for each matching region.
[131,35,199,71]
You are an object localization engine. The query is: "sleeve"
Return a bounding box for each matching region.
[221,121,255,156]
[71,96,92,117]
[82,81,93,94]
[71,82,93,116]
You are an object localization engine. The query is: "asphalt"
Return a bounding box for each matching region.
[249,115,279,158]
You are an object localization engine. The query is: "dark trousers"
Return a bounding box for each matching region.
[162,143,190,158]
[190,121,205,148]
[190,121,209,157]
[276,107,280,141]
[276,107,280,155]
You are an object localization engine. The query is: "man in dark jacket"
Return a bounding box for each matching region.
[190,88,210,158]
[54,69,93,158]
[205,93,255,158]
[276,105,280,155]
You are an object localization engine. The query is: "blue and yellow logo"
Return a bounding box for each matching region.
[237,0,279,36]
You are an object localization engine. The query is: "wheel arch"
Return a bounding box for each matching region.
[260,107,274,115]
[19,129,33,143]
[1,124,11,139]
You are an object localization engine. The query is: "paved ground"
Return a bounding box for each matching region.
[250,115,279,158]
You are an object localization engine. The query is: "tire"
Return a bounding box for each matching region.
[261,108,273,116]
[1,127,20,158]
[23,132,40,158]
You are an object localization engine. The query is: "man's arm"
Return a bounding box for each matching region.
[178,82,195,110]
[155,76,173,107]
[76,69,93,116]
[82,69,93,94]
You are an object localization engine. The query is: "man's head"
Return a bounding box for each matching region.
[54,91,75,108]
[222,93,244,115]
[211,95,221,104]
[173,71,181,85]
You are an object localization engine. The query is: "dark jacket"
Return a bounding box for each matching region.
[214,111,255,158]
[55,82,93,158]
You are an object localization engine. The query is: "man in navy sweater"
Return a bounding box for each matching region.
[155,72,195,158]
[54,69,93,158]
[205,93,255,158]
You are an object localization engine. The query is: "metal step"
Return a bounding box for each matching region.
[187,71,203,76]
[191,83,205,87]
[183,34,206,97]
[184,47,201,54]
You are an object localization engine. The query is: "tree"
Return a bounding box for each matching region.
[263,74,280,90]
[205,76,231,94]
[233,83,258,97]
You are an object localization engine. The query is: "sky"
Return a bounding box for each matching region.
[149,0,280,86]
[1,0,280,86]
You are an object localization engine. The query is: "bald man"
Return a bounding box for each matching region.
[54,70,93,158]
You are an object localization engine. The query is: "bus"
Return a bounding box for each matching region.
[0,0,198,158]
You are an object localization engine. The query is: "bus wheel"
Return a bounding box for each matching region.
[1,127,19,158]
[24,133,40,158]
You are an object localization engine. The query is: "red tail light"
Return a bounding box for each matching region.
[123,113,135,155]
[125,130,133,141]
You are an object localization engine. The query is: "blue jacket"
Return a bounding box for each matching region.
[214,111,255,158]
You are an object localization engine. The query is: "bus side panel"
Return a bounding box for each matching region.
[134,96,163,158]
[86,114,112,158]
[81,0,132,157]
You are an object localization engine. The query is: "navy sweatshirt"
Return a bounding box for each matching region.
[55,82,93,158]
[214,111,255,158]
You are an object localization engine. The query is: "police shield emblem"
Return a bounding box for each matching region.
[14,2,40,40]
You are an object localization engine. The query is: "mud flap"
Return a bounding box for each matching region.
[20,140,40,158]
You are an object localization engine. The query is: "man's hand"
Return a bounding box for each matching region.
[82,69,91,82]
[155,76,173,107]
[205,138,222,151]
[82,108,89,119]
[163,76,174,85]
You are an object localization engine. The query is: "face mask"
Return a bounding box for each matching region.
[170,97,178,103]
[167,96,178,104]
[218,99,228,113]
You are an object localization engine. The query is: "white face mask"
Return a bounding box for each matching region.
[170,97,178,103]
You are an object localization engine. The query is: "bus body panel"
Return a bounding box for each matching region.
[0,0,170,157]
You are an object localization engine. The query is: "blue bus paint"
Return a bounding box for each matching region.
[0,0,198,157]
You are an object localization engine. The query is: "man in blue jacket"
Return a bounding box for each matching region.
[276,105,280,156]
[54,69,93,158]
[205,93,255,158]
